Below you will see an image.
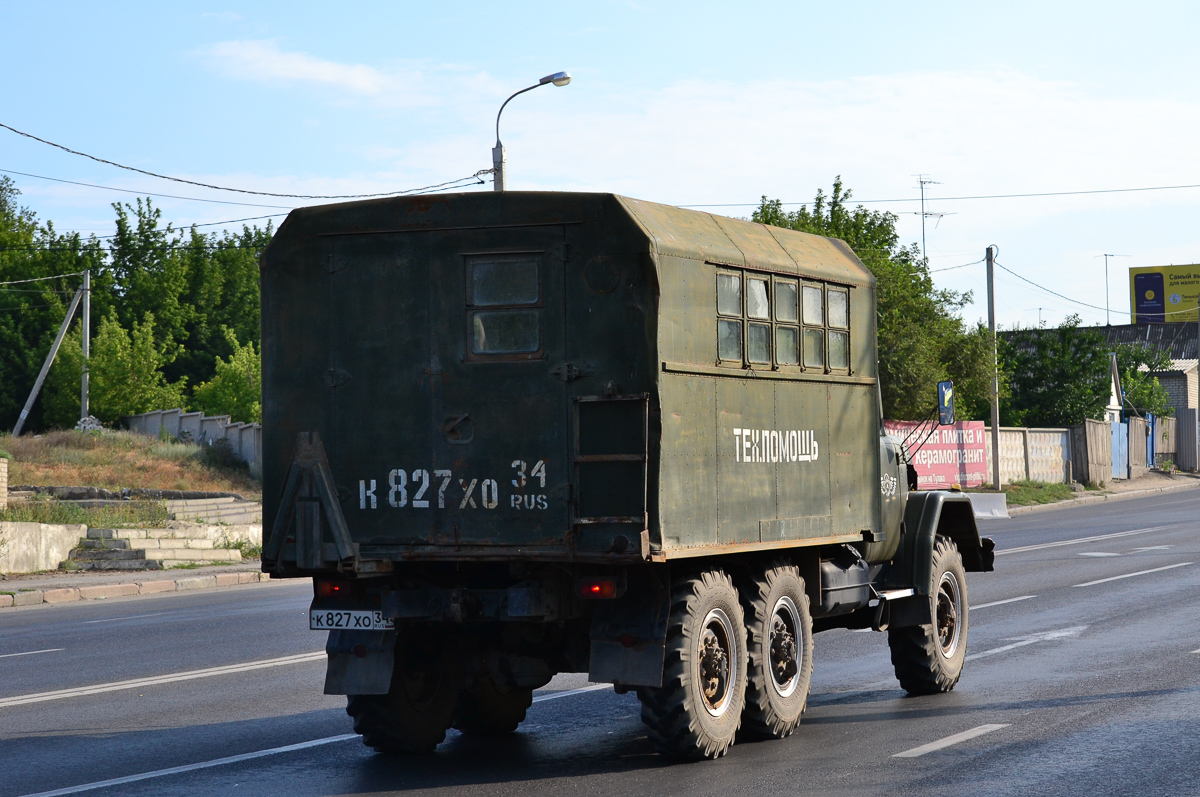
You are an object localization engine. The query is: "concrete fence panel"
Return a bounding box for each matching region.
[1028,428,1072,483]
[161,408,183,439]
[179,411,203,441]
[984,428,1029,484]
[1179,409,1199,472]
[198,415,230,443]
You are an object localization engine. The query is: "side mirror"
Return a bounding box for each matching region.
[938,380,955,426]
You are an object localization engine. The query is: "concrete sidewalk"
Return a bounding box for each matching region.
[0,561,298,608]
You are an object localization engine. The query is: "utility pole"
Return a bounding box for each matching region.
[1098,254,1129,325]
[986,245,1002,490]
[13,286,84,436]
[916,175,943,260]
[81,268,90,421]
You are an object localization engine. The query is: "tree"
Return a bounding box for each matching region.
[1115,342,1173,417]
[44,311,185,426]
[999,316,1109,426]
[191,327,261,423]
[753,179,1003,420]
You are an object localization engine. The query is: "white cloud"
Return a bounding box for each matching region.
[203,40,399,97]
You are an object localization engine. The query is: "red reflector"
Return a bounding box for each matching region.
[316,580,344,598]
[576,578,618,599]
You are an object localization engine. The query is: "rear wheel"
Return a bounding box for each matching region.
[453,675,533,735]
[740,562,813,739]
[637,569,748,759]
[346,627,462,753]
[888,535,969,695]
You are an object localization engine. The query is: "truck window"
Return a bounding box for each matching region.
[716,272,743,363]
[802,283,825,369]
[827,288,850,370]
[774,279,799,365]
[466,255,542,356]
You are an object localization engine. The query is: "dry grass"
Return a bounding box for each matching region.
[0,430,261,499]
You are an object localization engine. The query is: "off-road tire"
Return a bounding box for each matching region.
[453,675,533,735]
[637,569,748,759]
[888,535,969,695]
[346,628,462,753]
[739,562,813,739]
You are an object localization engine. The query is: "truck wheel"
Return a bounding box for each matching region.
[739,562,813,739]
[888,535,969,695]
[453,675,533,735]
[346,628,462,753]
[637,569,747,759]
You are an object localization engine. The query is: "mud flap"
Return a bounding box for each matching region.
[324,629,396,695]
[588,567,669,688]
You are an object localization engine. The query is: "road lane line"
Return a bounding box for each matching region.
[1078,552,1120,557]
[0,648,64,659]
[0,652,325,708]
[533,684,610,702]
[18,677,616,797]
[965,626,1086,662]
[893,724,1009,757]
[1073,562,1192,588]
[997,526,1166,556]
[83,613,165,624]
[18,734,360,797]
[972,595,1035,610]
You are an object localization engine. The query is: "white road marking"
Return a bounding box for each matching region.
[533,683,610,702]
[0,652,325,709]
[17,677,614,797]
[18,734,360,797]
[1132,546,1173,552]
[0,648,64,659]
[1078,552,1121,557]
[83,613,165,624]
[997,526,1165,556]
[893,724,1009,757]
[972,595,1036,610]
[965,626,1087,662]
[1072,561,1192,588]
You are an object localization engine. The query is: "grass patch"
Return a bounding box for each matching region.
[970,480,1079,507]
[0,498,171,527]
[217,539,262,559]
[0,429,260,499]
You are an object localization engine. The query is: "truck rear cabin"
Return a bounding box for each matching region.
[261,191,992,760]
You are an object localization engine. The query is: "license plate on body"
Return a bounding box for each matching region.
[309,609,394,631]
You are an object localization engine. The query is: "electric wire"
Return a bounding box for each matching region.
[1,121,494,199]
[0,168,295,209]
[930,258,984,273]
[0,271,85,286]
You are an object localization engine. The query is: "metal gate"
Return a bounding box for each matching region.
[1111,421,1128,480]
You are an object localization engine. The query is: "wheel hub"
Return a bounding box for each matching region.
[697,608,737,716]
[936,571,962,659]
[768,596,802,697]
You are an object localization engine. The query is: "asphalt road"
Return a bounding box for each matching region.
[2,489,1198,797]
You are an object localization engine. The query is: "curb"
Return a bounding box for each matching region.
[1005,480,1200,516]
[0,571,287,609]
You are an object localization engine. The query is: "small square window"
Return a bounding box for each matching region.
[775,281,798,323]
[803,328,824,368]
[776,327,798,365]
[472,310,540,353]
[802,285,824,326]
[829,330,850,369]
[717,274,741,316]
[828,290,849,329]
[471,259,539,306]
[747,322,770,363]
[718,319,743,361]
[747,278,770,320]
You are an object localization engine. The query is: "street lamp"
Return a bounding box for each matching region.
[492,71,572,191]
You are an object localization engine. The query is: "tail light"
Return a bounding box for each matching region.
[575,577,622,599]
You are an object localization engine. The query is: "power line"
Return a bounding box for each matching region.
[930,258,983,273]
[0,271,85,286]
[0,168,295,209]
[683,181,1200,208]
[1,120,492,200]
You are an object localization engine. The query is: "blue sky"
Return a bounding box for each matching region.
[4,1,1199,328]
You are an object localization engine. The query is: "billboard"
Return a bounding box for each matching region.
[1129,265,1200,323]
[883,420,988,489]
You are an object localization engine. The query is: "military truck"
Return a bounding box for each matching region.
[261,191,994,760]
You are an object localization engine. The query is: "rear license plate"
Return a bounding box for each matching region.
[309,609,394,631]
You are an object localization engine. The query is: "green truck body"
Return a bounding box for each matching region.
[261,191,993,759]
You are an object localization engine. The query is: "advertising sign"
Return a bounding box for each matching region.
[1129,265,1200,323]
[884,420,988,489]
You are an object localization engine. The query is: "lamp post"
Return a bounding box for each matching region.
[493,71,572,191]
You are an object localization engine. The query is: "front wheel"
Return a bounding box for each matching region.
[637,569,748,759]
[888,535,969,695]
